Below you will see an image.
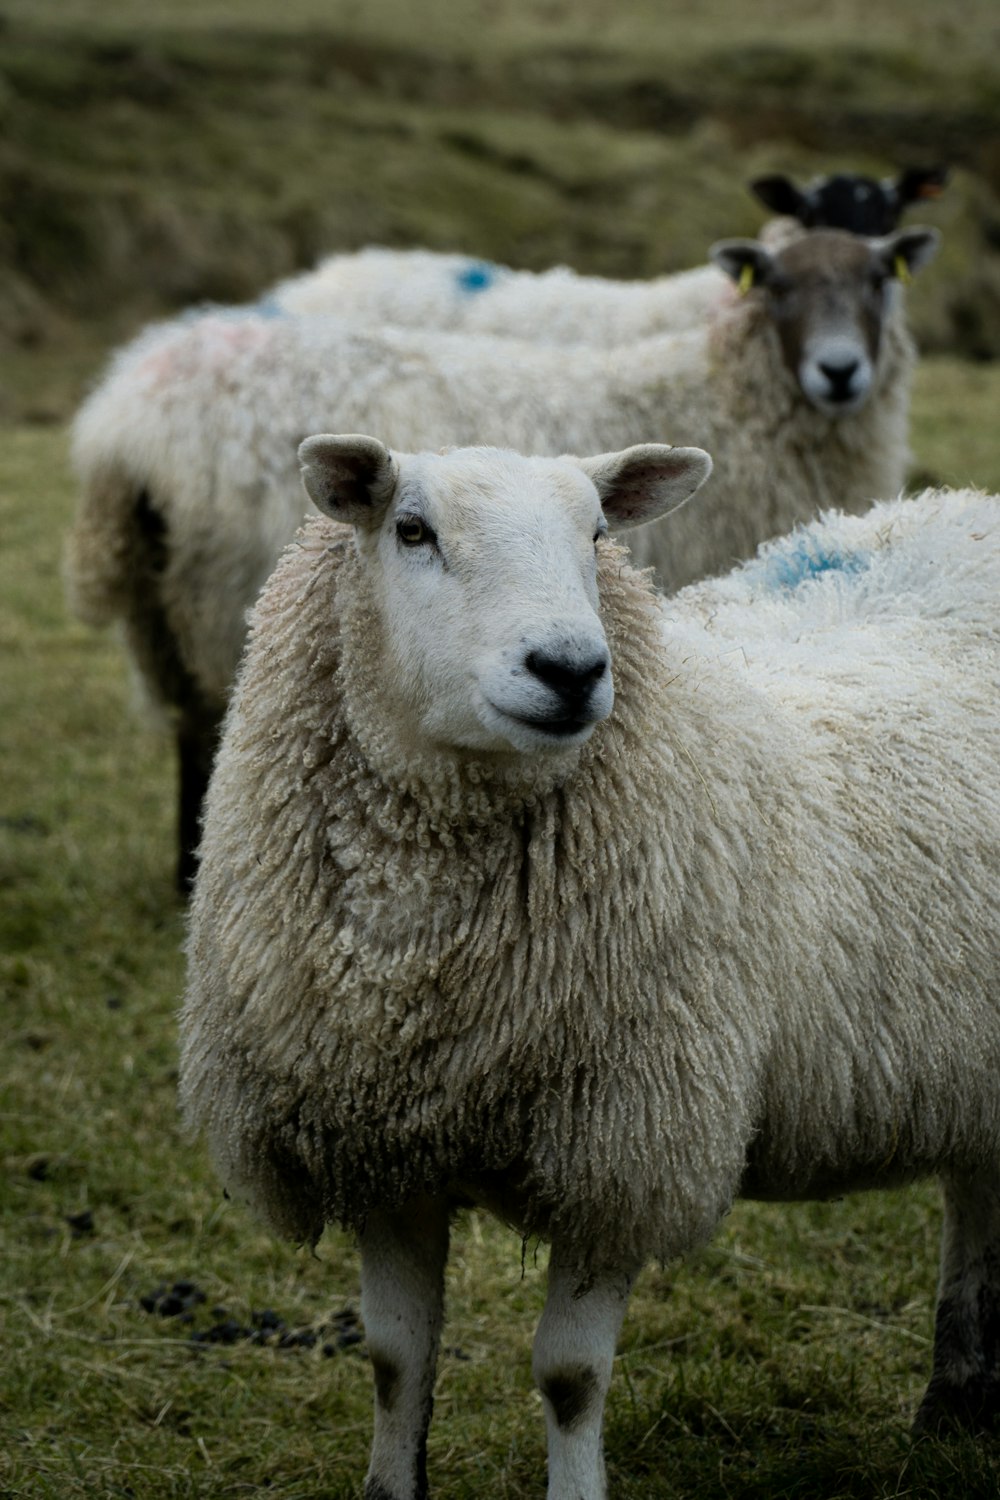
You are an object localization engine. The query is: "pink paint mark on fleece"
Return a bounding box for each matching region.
[135,316,278,391]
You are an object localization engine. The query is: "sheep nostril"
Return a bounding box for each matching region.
[818,358,860,397]
[525,650,608,701]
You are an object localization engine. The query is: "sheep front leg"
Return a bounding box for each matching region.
[360,1195,450,1500]
[533,1243,637,1500]
[915,1175,1000,1433]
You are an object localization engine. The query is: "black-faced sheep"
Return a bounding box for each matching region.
[750,164,949,236]
[181,436,1000,1500]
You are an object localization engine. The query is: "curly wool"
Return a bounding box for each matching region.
[180,488,1000,1273]
[181,535,765,1264]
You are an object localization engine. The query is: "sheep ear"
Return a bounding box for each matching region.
[579,443,713,530]
[709,239,775,292]
[895,165,949,206]
[749,174,806,220]
[874,226,942,281]
[299,434,397,528]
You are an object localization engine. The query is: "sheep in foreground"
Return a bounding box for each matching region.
[65,225,938,888]
[274,168,946,340]
[180,436,1000,1499]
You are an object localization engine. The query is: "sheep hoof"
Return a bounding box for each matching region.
[913,1378,1000,1436]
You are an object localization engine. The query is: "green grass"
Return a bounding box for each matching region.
[1,3,999,363]
[909,357,1000,493]
[7,0,1000,73]
[3,368,1000,1495]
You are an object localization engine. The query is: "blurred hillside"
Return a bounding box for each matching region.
[2,0,1000,420]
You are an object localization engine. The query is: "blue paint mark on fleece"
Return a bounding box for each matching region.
[455,260,498,295]
[250,294,286,319]
[762,542,869,591]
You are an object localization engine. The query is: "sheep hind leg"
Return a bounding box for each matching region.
[533,1242,637,1500]
[914,1174,1000,1434]
[176,707,220,894]
[360,1195,450,1500]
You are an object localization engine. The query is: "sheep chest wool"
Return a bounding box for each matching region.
[181,439,1000,1500]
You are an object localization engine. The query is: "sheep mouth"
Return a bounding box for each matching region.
[811,391,869,418]
[480,694,608,750]
[506,709,595,738]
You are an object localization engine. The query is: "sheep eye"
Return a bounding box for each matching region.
[396,515,434,547]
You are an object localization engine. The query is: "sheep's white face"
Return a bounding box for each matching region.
[368,451,615,754]
[299,437,713,760]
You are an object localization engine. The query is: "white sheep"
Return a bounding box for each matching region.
[273,244,734,343]
[65,226,938,887]
[180,436,1000,1500]
[273,168,947,340]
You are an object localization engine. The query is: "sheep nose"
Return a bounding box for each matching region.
[818,356,860,400]
[525,648,609,706]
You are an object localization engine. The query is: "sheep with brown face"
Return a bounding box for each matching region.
[272,169,946,341]
[711,225,927,411]
[577,226,940,578]
[65,227,937,889]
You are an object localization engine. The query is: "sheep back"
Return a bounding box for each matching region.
[273,247,733,343]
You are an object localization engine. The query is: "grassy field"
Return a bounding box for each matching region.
[2,0,1000,372]
[3,382,1000,1497]
[7,0,1000,76]
[4,0,1000,1495]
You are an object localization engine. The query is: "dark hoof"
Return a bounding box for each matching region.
[914,1378,1000,1436]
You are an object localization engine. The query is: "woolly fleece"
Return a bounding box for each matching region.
[274,246,733,343]
[180,483,1000,1274]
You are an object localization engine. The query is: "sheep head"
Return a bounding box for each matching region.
[299,436,711,759]
[749,166,949,235]
[710,227,940,417]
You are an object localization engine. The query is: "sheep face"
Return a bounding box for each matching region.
[299,436,711,759]
[711,227,940,417]
[370,449,615,758]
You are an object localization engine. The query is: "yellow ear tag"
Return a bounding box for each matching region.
[738,262,755,295]
[894,255,912,285]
